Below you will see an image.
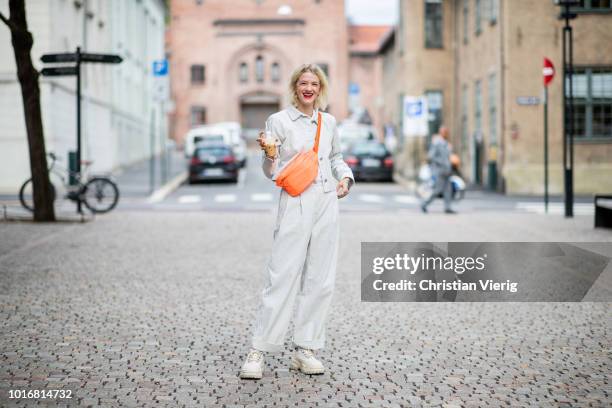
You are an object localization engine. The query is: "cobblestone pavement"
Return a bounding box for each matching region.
[1,211,611,407]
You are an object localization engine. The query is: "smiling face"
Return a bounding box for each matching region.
[295,71,321,109]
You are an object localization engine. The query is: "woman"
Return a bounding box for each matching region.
[239,64,354,379]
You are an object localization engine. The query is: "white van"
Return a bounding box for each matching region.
[337,122,378,153]
[184,122,247,167]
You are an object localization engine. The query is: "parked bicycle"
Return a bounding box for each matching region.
[19,152,120,213]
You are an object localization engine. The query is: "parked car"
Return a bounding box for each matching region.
[337,123,378,153]
[188,143,239,184]
[344,141,394,182]
[184,122,247,167]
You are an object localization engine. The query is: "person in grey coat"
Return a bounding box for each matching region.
[421,126,456,214]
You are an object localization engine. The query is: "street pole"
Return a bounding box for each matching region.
[561,2,574,218]
[76,46,82,214]
[150,109,156,194]
[544,85,549,213]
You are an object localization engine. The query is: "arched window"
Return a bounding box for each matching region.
[255,55,264,83]
[239,62,248,83]
[271,62,280,83]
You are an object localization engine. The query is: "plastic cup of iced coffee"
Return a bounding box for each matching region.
[263,131,278,158]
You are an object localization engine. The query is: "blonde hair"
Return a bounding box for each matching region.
[288,64,329,111]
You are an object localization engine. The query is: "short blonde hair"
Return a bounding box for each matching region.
[288,64,329,111]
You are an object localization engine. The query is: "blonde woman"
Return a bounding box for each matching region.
[239,64,354,379]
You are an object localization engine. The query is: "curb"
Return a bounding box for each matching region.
[147,171,188,204]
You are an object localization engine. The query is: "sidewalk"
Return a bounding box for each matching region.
[0,210,610,407]
[113,148,188,198]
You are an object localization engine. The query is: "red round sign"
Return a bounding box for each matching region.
[543,58,555,86]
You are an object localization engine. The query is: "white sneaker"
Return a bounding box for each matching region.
[239,349,265,379]
[290,348,325,375]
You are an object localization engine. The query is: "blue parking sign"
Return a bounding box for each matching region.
[152,59,168,76]
[406,100,422,117]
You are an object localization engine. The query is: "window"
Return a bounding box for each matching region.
[573,0,612,12]
[463,0,469,44]
[568,67,612,139]
[271,62,280,83]
[239,62,248,83]
[474,80,482,136]
[191,64,205,85]
[190,106,206,126]
[488,73,497,145]
[424,0,443,49]
[475,0,482,35]
[255,55,264,83]
[489,0,498,24]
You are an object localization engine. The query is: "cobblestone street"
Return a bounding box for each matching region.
[1,211,610,407]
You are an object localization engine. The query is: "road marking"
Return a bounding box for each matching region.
[251,193,273,202]
[515,203,594,215]
[178,195,201,204]
[394,195,419,204]
[214,194,237,203]
[237,168,246,189]
[358,194,384,203]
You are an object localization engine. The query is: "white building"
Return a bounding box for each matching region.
[0,0,168,194]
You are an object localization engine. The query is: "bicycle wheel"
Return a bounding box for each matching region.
[82,177,120,213]
[19,178,56,212]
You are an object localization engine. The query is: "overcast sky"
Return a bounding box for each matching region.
[345,0,398,25]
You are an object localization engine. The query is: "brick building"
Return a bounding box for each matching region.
[347,25,392,134]
[166,0,349,143]
[380,0,612,195]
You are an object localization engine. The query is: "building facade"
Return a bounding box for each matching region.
[382,0,612,195]
[166,0,349,143]
[347,25,391,134]
[0,0,167,194]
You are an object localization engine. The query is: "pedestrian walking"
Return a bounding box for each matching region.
[421,126,457,214]
[239,64,355,380]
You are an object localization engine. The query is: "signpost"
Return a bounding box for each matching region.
[543,57,555,213]
[40,47,122,214]
[152,59,169,191]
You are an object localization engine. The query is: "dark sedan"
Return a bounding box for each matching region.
[189,144,239,184]
[344,141,394,182]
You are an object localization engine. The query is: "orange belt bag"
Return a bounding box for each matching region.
[275,111,322,197]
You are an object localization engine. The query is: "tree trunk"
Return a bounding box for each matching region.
[2,0,55,221]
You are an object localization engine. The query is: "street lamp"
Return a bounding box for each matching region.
[553,0,580,218]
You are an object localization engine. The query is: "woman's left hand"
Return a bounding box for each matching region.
[336,177,352,199]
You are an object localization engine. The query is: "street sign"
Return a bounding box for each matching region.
[153,59,168,76]
[516,96,541,106]
[41,66,77,76]
[41,53,77,63]
[40,52,122,64]
[402,96,429,137]
[81,53,123,64]
[543,58,555,86]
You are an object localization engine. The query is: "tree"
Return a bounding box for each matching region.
[1,0,55,221]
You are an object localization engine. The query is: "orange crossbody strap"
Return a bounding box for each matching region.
[313,112,322,153]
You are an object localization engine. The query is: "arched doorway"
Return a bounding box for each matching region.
[240,92,280,139]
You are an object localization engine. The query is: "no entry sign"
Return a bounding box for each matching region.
[543,58,555,86]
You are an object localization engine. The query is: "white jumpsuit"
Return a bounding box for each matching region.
[251,106,354,352]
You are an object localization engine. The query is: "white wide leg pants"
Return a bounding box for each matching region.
[251,182,339,352]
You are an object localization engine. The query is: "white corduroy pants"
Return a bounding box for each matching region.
[251,181,339,352]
